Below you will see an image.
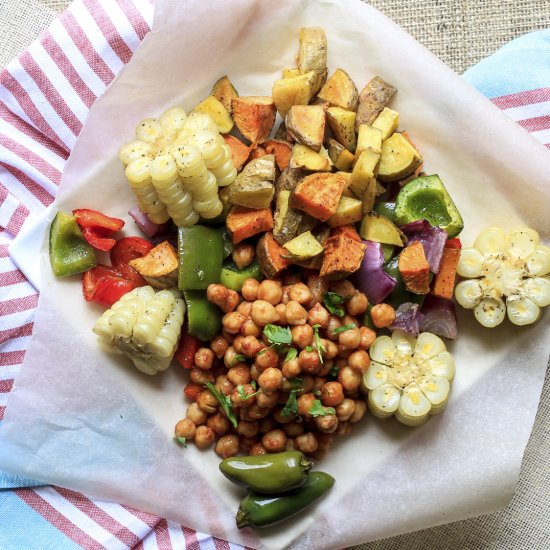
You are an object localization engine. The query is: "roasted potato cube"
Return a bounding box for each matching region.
[232,96,276,144]
[256,232,290,278]
[327,195,363,227]
[273,189,304,245]
[355,124,383,159]
[371,107,399,140]
[223,134,251,171]
[326,107,357,152]
[192,95,233,134]
[128,241,178,289]
[283,230,324,260]
[327,139,354,172]
[228,155,276,209]
[289,144,331,172]
[283,68,302,79]
[349,149,380,197]
[355,76,397,131]
[286,105,326,152]
[378,133,422,182]
[359,211,406,247]
[298,27,328,94]
[272,71,316,118]
[275,166,304,193]
[211,75,239,114]
[318,68,359,111]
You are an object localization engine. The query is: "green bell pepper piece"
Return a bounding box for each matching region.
[383,256,425,307]
[221,227,234,259]
[178,225,224,290]
[49,211,96,277]
[220,260,262,291]
[374,201,397,223]
[183,290,222,341]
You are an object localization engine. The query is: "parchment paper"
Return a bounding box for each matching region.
[1,1,549,548]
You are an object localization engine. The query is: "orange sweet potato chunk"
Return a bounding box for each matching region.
[222,134,251,170]
[226,206,274,244]
[431,247,460,299]
[320,234,366,280]
[398,241,430,294]
[264,139,293,171]
[232,96,277,144]
[256,232,290,278]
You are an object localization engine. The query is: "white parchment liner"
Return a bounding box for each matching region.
[1,1,549,548]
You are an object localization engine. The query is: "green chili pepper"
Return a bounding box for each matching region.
[236,471,335,529]
[219,451,311,494]
[49,211,96,277]
[183,290,221,341]
[178,225,224,290]
[220,260,262,291]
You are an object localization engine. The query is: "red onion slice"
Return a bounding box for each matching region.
[128,206,161,238]
[390,302,422,337]
[419,294,458,340]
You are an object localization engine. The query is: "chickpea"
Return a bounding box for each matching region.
[323,339,339,360]
[241,278,260,301]
[258,417,276,433]
[239,436,257,455]
[282,358,301,378]
[210,336,229,359]
[370,303,396,328]
[294,432,318,454]
[274,303,287,325]
[348,350,371,373]
[258,279,283,305]
[317,358,333,377]
[258,367,283,392]
[215,375,234,396]
[334,421,352,436]
[222,312,247,334]
[310,449,328,461]
[284,421,305,437]
[326,316,342,340]
[232,243,255,270]
[336,344,353,360]
[207,412,231,435]
[289,283,313,304]
[247,404,271,420]
[227,365,251,386]
[317,433,333,452]
[300,375,314,394]
[262,429,287,452]
[221,329,235,344]
[346,290,369,316]
[224,346,243,369]
[298,349,321,374]
[286,301,308,325]
[197,390,219,413]
[343,314,359,327]
[232,335,244,354]
[358,326,377,350]
[190,367,215,385]
[194,425,215,449]
[237,420,259,438]
[350,400,367,423]
[231,384,257,408]
[321,381,345,406]
[215,434,240,458]
[273,408,294,424]
[255,347,279,371]
[315,414,338,433]
[281,285,292,304]
[240,318,261,337]
[335,398,356,421]
[330,279,355,299]
[194,347,214,370]
[239,335,261,358]
[249,443,267,456]
[175,418,196,440]
[236,300,253,317]
[291,324,313,349]
[250,364,261,382]
[186,402,208,425]
[306,274,329,307]
[282,270,302,285]
[285,438,296,452]
[207,284,239,313]
[297,393,316,416]
[338,366,362,393]
[338,327,361,349]
[256,390,279,409]
[308,303,329,328]
[250,300,279,326]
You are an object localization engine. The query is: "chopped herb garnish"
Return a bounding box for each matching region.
[305,345,314,352]
[281,377,303,418]
[173,436,187,447]
[288,377,303,388]
[237,384,259,401]
[204,381,238,428]
[313,389,321,397]
[323,291,346,317]
[284,347,298,362]
[251,380,257,389]
[329,364,340,377]
[309,399,335,417]
[263,324,292,346]
[232,353,247,365]
[333,323,357,335]
[312,324,326,364]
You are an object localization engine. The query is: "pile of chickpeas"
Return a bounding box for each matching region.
[174,265,397,460]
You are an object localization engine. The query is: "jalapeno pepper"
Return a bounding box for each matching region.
[220,260,262,292]
[178,226,224,290]
[183,290,222,341]
[236,471,335,529]
[219,451,311,494]
[49,211,96,277]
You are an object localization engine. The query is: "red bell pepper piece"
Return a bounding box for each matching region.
[92,276,138,308]
[445,237,462,249]
[174,332,201,369]
[82,264,123,301]
[183,381,203,401]
[73,209,125,252]
[110,236,153,286]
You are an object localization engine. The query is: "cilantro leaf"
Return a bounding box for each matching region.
[305,345,314,352]
[284,347,298,362]
[232,353,247,365]
[323,292,346,317]
[281,391,299,417]
[332,323,357,335]
[312,324,326,364]
[309,399,335,417]
[204,381,238,428]
[329,364,340,377]
[237,384,259,401]
[288,377,303,388]
[173,436,187,447]
[263,324,292,345]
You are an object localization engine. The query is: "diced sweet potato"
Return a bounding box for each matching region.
[256,232,290,278]
[291,172,348,222]
[249,145,268,161]
[318,68,359,111]
[232,96,277,144]
[329,224,361,242]
[285,105,326,152]
[264,139,293,171]
[223,134,251,170]
[320,234,367,280]
[398,241,430,294]
[128,241,178,289]
[226,206,274,244]
[355,76,397,131]
[431,247,460,299]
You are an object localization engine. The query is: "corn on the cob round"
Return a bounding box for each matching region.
[120,107,236,227]
[93,286,185,375]
[362,330,455,427]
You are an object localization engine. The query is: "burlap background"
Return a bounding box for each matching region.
[1,1,549,549]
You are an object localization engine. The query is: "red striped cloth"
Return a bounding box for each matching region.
[1,1,549,548]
